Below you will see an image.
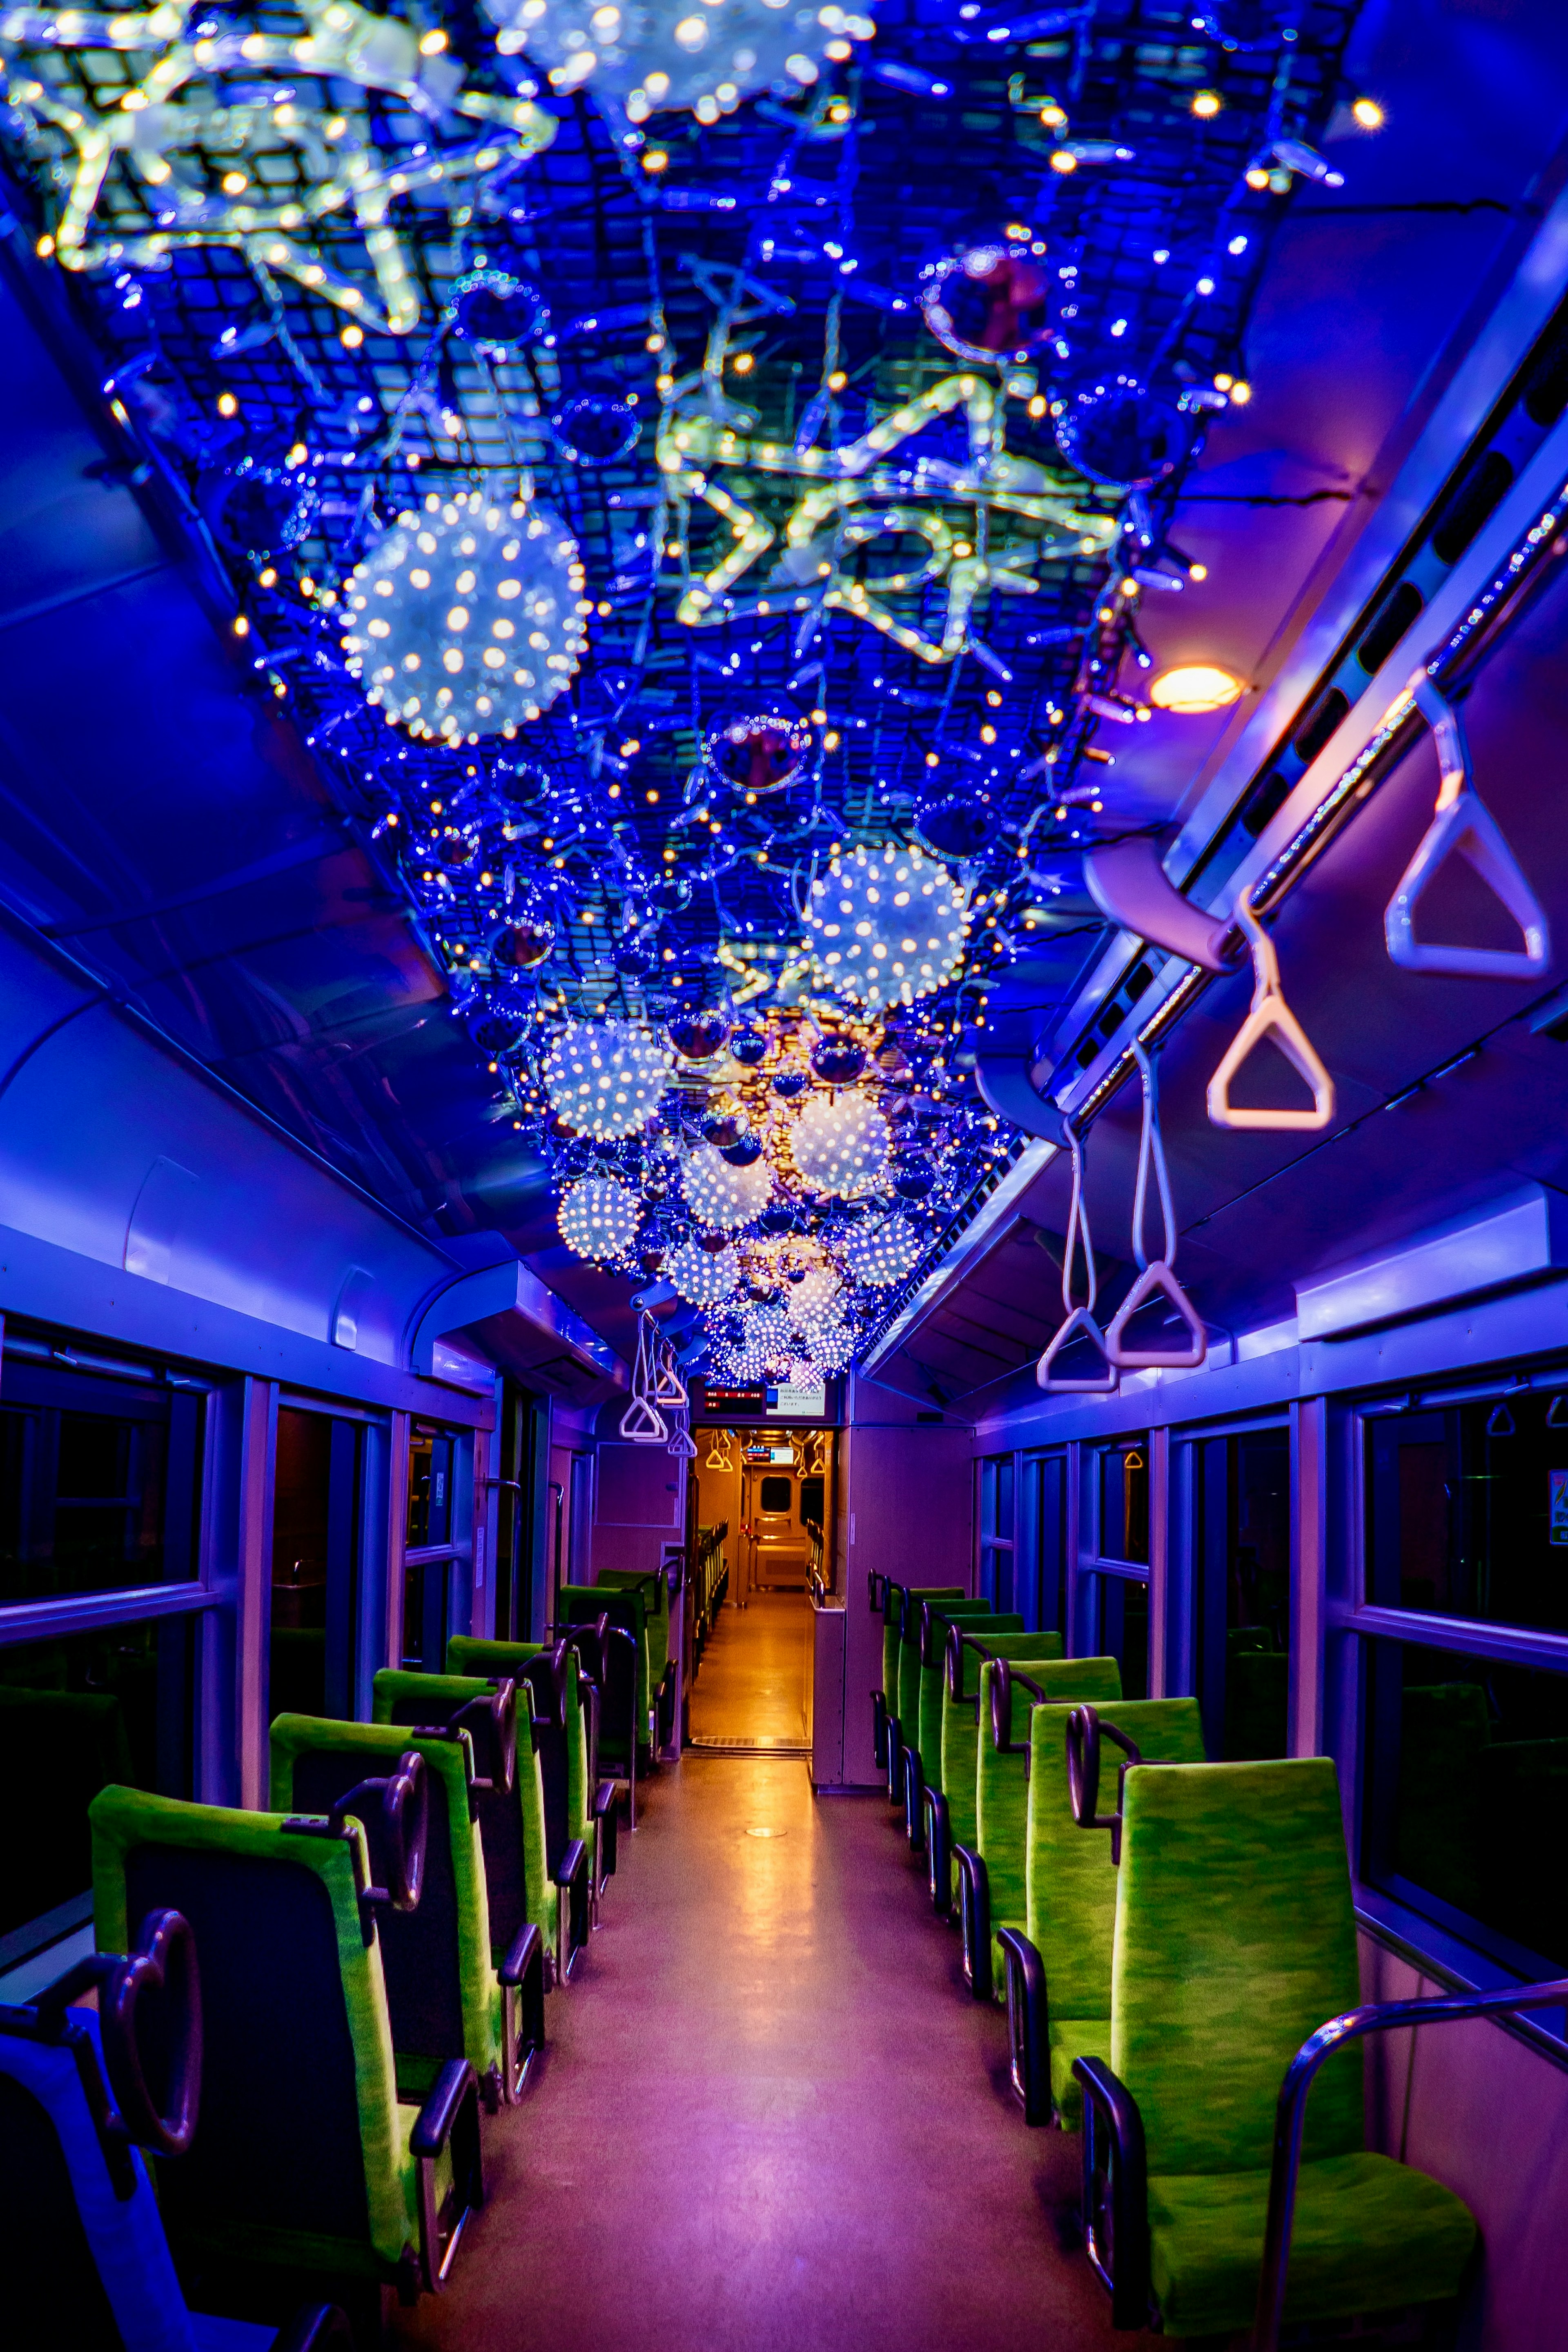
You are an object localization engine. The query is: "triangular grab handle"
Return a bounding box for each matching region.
[619,1391,669,1443]
[1385,674,1550,978]
[1036,1305,1120,1394]
[1207,890,1335,1132]
[1105,1261,1207,1370]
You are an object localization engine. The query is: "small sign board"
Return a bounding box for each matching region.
[695,1376,838,1424]
[1551,1468,1568,1548]
[771,1380,827,1419]
[701,1383,768,1415]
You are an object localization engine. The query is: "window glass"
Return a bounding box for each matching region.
[1363,1637,1568,1974]
[271,1409,359,1722]
[0,1614,194,1945]
[798,1474,824,1528]
[1094,1573,1148,1699]
[759,1475,792,1514]
[0,1360,203,1607]
[1098,1438,1149,1564]
[1197,1430,1291,1759]
[1366,1394,1568,1634]
[407,1427,452,1551]
[1024,1454,1068,1635]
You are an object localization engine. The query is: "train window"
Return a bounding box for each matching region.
[0,1359,204,1608]
[1362,1637,1568,1978]
[759,1475,792,1514]
[1196,1429,1291,1759]
[0,1612,194,1953]
[403,1425,466,1672]
[1366,1394,1568,1633]
[270,1408,362,1722]
[407,1426,453,1551]
[1021,1453,1069,1636]
[798,1474,824,1527]
[1094,1573,1149,1699]
[1098,1438,1149,1564]
[979,1455,1015,1609]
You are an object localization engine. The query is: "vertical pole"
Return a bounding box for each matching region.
[1147,1425,1170,1697]
[1290,1395,1327,1758]
[386,1410,410,1677]
[1064,1438,1084,1658]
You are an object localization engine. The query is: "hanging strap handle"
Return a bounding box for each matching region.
[1384,671,1551,979]
[1206,887,1335,1131]
[1061,1124,1096,1316]
[1037,1124,1118,1394]
[1129,1041,1176,1274]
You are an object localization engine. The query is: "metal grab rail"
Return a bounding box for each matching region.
[1253,1974,1568,2352]
[1207,887,1336,1132]
[1384,671,1551,980]
[1106,1041,1206,1370]
[1036,1125,1118,1393]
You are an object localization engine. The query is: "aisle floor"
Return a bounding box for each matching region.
[396,1748,1158,2352]
[687,1589,813,1750]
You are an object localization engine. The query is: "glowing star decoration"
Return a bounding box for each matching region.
[682,1145,772,1231]
[484,0,874,122]
[789,1094,889,1198]
[805,842,969,1012]
[544,1019,670,1139]
[342,490,586,741]
[657,373,1115,663]
[839,1213,924,1287]
[667,1237,740,1307]
[557,1175,643,1263]
[4,0,557,335]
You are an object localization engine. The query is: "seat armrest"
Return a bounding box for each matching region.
[902,1745,926,1855]
[872,1690,889,1769]
[272,2305,356,2352]
[498,1924,545,2098]
[884,1715,903,1805]
[953,1844,992,2001]
[499,1920,541,1987]
[1074,2055,1149,2332]
[996,1929,1049,2125]
[592,1779,617,1818]
[923,1786,952,1917]
[411,2060,484,2293]
[555,1836,590,1979]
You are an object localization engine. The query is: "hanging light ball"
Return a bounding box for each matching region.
[484,0,875,123]
[614,936,657,977]
[713,1328,771,1383]
[557,1175,643,1263]
[552,392,641,465]
[731,1029,769,1067]
[467,1002,529,1056]
[544,1018,670,1139]
[704,708,813,796]
[791,1258,842,1316]
[892,1162,935,1201]
[805,841,970,1013]
[668,1007,732,1061]
[721,1134,765,1168]
[790,1094,889,1198]
[487,907,557,976]
[1054,373,1200,490]
[682,1144,772,1231]
[920,234,1053,366]
[449,270,548,357]
[742,1303,796,1374]
[703,1113,744,1148]
[797,1305,856,1372]
[810,1037,867,1085]
[839,1213,924,1287]
[342,489,587,742]
[667,1236,740,1307]
[771,1071,809,1099]
[914,786,1000,860]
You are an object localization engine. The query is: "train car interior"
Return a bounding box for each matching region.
[4,0,1568,2345]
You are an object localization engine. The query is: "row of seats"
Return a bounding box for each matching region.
[1,1567,679,2349]
[871,1576,1565,2347]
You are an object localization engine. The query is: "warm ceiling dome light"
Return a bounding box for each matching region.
[557,1176,643,1263]
[1351,95,1385,129]
[544,1018,670,1138]
[1149,662,1246,715]
[1191,88,1222,118]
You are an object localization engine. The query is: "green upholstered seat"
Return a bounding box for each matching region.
[1021,1697,1206,2127]
[445,1637,597,1871]
[89,1785,482,2296]
[895,1588,969,1745]
[270,1715,509,2105]
[561,1582,649,1763]
[969,1657,1121,1996]
[915,1607,1021,1795]
[940,1633,1069,1857]
[376,1661,583,1980]
[1099,1757,1476,2338]
[595,1570,674,1744]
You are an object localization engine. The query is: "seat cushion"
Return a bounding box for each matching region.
[1047,2016,1109,2129]
[1147,2148,1477,2338]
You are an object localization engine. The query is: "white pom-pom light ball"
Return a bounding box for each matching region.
[342,490,587,742]
[839,1213,925,1288]
[544,1019,670,1139]
[557,1176,643,1263]
[667,1237,740,1306]
[805,841,969,1012]
[485,0,875,125]
[682,1145,772,1230]
[790,1094,889,1197]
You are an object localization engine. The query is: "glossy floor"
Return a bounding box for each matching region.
[687,1589,813,1751]
[397,1755,1157,2352]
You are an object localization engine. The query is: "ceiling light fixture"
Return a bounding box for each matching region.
[1149,663,1245,715]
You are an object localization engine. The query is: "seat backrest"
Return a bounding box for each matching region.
[89,1787,407,2268]
[270,1716,486,2072]
[1113,1757,1363,2179]
[976,1659,1123,1942]
[0,2010,192,2351]
[884,1585,964,1712]
[596,1570,669,1686]
[897,1588,972,1731]
[375,1664,537,1954]
[562,1584,647,1735]
[939,1633,1069,1849]
[916,1613,1024,1788]
[1025,1698,1206,2023]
